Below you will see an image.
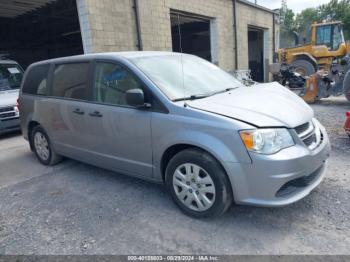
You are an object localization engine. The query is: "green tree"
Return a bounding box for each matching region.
[279,0,296,31]
[279,2,297,48]
[283,9,296,31]
[295,8,320,38]
[294,0,350,40]
[279,0,350,47]
[318,0,350,39]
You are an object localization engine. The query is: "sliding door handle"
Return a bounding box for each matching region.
[89,111,103,117]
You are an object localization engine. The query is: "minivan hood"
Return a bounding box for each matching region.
[0,90,19,107]
[187,82,313,128]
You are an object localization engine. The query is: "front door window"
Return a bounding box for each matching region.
[93,62,144,106]
[316,25,332,48]
[332,24,344,51]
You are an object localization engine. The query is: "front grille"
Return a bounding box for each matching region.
[303,133,317,147]
[295,122,310,134]
[0,106,13,113]
[0,105,17,120]
[276,164,324,197]
[294,120,322,150]
[0,112,16,118]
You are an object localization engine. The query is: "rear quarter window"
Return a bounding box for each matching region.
[51,63,89,100]
[22,64,50,95]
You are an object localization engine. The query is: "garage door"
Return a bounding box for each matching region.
[171,12,212,62]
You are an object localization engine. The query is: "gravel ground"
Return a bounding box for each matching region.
[0,97,349,255]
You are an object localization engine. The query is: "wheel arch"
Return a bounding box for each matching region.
[162,143,234,217]
[160,143,231,185]
[292,53,318,70]
[156,128,250,183]
[27,120,40,151]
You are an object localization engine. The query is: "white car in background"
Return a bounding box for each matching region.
[0,59,23,135]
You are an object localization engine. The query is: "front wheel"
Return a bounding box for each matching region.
[165,149,233,218]
[291,59,316,76]
[30,125,62,166]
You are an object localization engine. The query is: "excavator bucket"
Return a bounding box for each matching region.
[301,74,319,103]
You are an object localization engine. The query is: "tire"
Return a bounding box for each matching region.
[343,70,350,102]
[291,59,316,76]
[30,125,62,166]
[165,149,233,218]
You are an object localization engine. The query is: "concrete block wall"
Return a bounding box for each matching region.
[77,0,277,76]
[137,0,235,71]
[78,0,139,53]
[235,1,275,72]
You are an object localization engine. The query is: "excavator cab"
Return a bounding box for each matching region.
[313,22,345,51]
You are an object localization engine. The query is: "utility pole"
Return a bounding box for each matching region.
[280,0,287,24]
[281,0,287,11]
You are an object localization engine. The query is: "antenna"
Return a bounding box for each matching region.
[176,13,186,106]
[177,13,183,53]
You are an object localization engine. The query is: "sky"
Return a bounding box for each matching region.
[247,0,331,13]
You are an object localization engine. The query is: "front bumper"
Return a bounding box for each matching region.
[0,117,20,135]
[225,122,331,207]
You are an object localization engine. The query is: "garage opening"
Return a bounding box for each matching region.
[170,12,212,62]
[0,0,83,69]
[248,27,264,82]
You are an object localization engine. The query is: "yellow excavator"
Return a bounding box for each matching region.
[278,21,350,74]
[272,21,350,102]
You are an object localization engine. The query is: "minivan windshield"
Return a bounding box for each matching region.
[0,63,23,91]
[130,54,242,101]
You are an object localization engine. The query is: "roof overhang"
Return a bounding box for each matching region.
[0,0,56,18]
[237,0,279,15]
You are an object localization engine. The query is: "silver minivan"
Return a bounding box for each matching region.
[19,52,331,217]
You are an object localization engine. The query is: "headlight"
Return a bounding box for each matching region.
[14,106,19,116]
[240,128,295,154]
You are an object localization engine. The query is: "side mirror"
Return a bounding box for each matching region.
[126,89,146,107]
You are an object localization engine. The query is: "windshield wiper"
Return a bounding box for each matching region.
[208,87,239,97]
[173,94,209,102]
[173,87,239,102]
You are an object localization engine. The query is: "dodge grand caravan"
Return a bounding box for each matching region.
[19,52,331,217]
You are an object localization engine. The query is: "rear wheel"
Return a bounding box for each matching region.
[165,149,232,218]
[30,125,62,166]
[290,59,316,97]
